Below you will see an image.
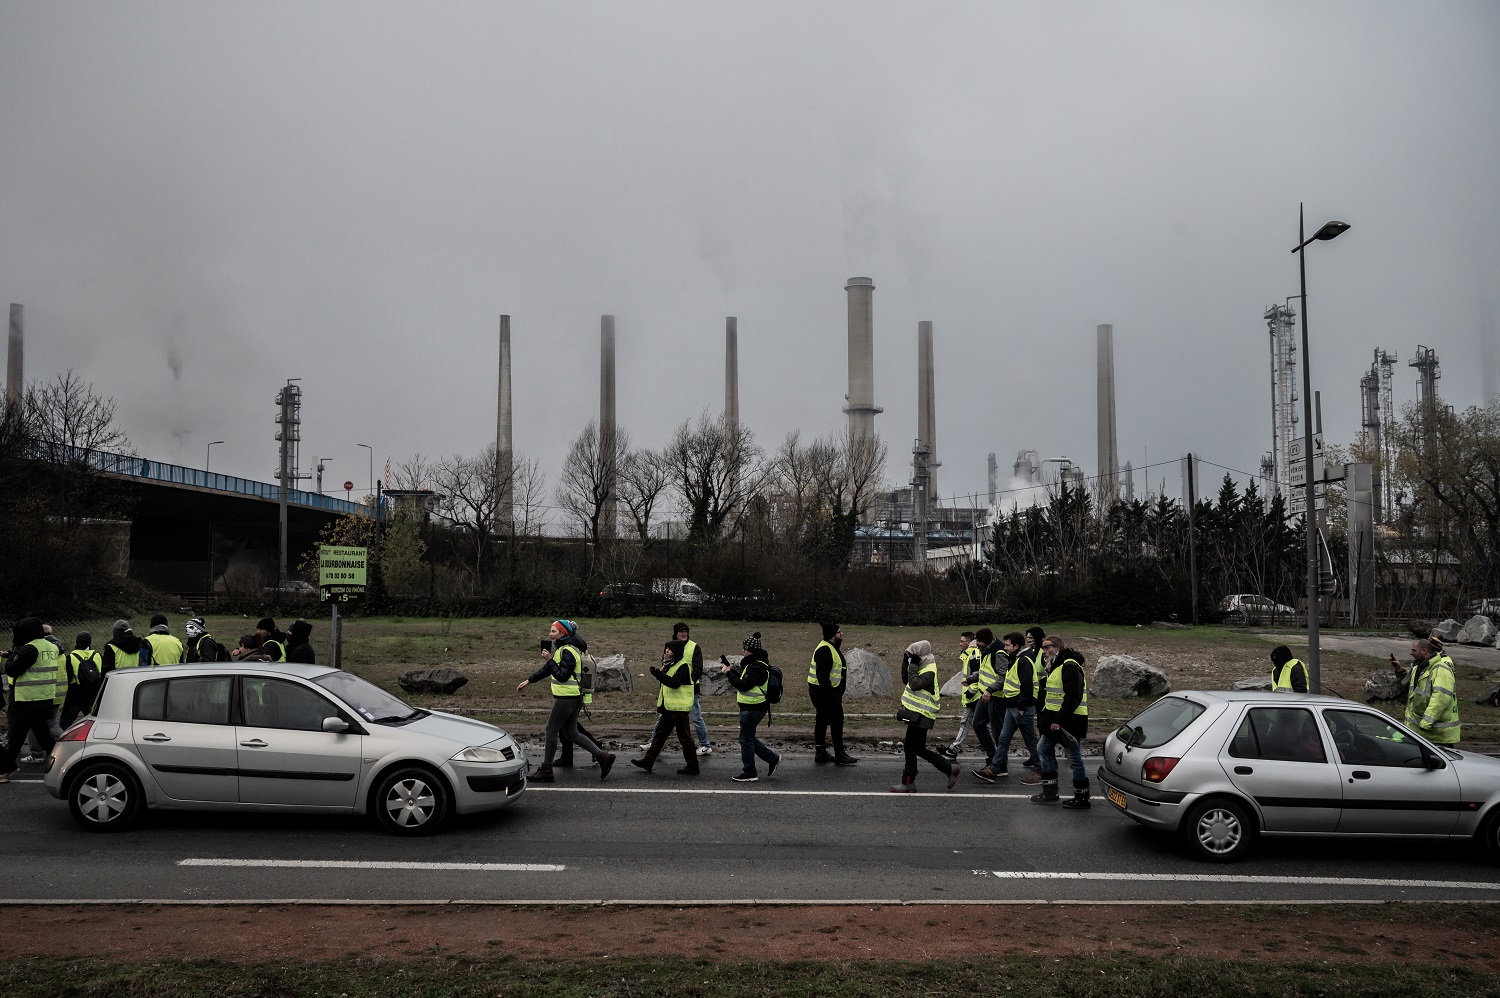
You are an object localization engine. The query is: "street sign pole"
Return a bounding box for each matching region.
[320,545,367,670]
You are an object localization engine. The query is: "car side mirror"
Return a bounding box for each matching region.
[322,717,350,734]
[1424,750,1447,770]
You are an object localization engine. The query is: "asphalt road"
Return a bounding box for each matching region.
[6,752,1500,905]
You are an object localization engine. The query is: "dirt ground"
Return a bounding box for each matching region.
[2,903,1496,969]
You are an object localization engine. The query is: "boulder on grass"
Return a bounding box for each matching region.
[840,647,893,698]
[1150,621,1189,630]
[397,668,468,695]
[1092,655,1170,698]
[1364,671,1405,702]
[591,653,633,693]
[1229,676,1274,692]
[1407,619,1435,639]
[1456,614,1499,647]
[699,655,738,696]
[940,671,967,697]
[1432,618,1462,643]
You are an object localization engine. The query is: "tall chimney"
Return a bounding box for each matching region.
[496,315,514,533]
[6,304,21,408]
[725,316,739,432]
[599,314,617,540]
[916,320,938,500]
[987,452,998,506]
[844,277,881,442]
[1097,323,1119,500]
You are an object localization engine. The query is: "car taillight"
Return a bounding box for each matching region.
[1141,756,1179,783]
[59,720,93,742]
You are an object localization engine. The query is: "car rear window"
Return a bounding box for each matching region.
[1118,697,1206,749]
[133,676,232,725]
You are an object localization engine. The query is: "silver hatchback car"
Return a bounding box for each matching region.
[1097,690,1500,862]
[44,664,528,836]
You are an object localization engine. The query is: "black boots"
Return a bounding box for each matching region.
[1061,781,1091,809]
[597,751,615,780]
[1029,779,1059,804]
[530,766,554,783]
[814,746,835,765]
[833,744,859,765]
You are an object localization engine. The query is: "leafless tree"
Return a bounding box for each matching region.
[618,446,672,542]
[554,420,628,547]
[24,370,133,462]
[512,454,548,538]
[433,443,504,587]
[390,454,438,492]
[663,410,761,543]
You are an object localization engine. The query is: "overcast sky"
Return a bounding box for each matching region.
[2,2,1496,515]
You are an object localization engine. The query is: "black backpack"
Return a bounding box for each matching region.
[765,664,784,705]
[72,650,102,688]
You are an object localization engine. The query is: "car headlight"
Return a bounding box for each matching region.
[451,745,509,764]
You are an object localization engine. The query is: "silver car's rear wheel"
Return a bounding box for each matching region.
[374,766,451,836]
[67,763,143,832]
[1184,798,1253,863]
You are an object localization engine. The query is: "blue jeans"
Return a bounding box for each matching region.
[1037,728,1087,785]
[990,705,1039,772]
[691,690,711,747]
[738,707,777,775]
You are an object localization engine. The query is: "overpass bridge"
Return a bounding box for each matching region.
[64,447,374,597]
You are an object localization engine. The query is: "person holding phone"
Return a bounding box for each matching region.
[517,620,615,783]
[721,632,780,783]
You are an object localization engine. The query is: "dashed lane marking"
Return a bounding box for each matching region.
[979,870,1500,890]
[178,859,565,872]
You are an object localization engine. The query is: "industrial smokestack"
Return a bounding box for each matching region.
[6,304,21,408]
[496,315,514,533]
[844,277,881,442]
[987,453,997,506]
[916,320,938,500]
[725,316,739,432]
[600,314,617,540]
[1097,323,1119,501]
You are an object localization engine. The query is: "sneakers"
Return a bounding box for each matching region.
[972,767,997,784]
[639,743,653,752]
[1020,771,1046,786]
[597,751,615,780]
[766,753,781,778]
[947,762,962,791]
[630,758,653,773]
[732,772,759,783]
[938,746,959,759]
[889,782,918,793]
[833,753,859,766]
[697,745,713,756]
[676,766,701,776]
[0,772,11,784]
[18,755,42,765]
[992,769,1010,779]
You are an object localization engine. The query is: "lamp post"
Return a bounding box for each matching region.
[1292,204,1350,693]
[205,440,224,474]
[357,443,373,498]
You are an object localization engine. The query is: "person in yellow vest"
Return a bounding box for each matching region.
[981,630,1042,780]
[1269,645,1309,692]
[517,619,615,783]
[1024,634,1091,808]
[940,631,985,759]
[631,628,703,775]
[61,632,103,728]
[1391,637,1461,745]
[809,621,858,765]
[721,632,781,782]
[100,620,144,674]
[891,640,961,793]
[143,614,184,665]
[1,618,60,782]
[255,618,289,663]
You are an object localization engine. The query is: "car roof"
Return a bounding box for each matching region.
[1154,689,1360,707]
[108,663,338,683]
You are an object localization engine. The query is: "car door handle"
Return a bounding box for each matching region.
[1234,766,1253,775]
[1351,771,1372,781]
[142,733,172,743]
[240,739,268,748]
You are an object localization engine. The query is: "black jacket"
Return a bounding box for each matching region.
[997,647,1037,709]
[724,649,770,697]
[5,618,44,679]
[652,640,694,689]
[526,635,588,688]
[101,634,143,674]
[1037,649,1088,738]
[901,653,938,695]
[812,640,846,695]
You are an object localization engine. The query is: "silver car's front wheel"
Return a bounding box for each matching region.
[374,766,451,836]
[1185,798,1253,862]
[67,763,143,832]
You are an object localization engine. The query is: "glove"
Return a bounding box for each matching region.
[1419,720,1433,730]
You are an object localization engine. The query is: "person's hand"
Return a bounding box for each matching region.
[540,648,552,660]
[516,679,529,692]
[1050,722,1061,733]
[720,664,730,674]
[981,690,990,701]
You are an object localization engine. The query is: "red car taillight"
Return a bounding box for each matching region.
[1141,756,1179,783]
[59,719,93,742]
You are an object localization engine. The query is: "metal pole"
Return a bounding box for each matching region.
[1186,453,1199,625]
[206,440,223,473]
[1297,204,1321,692]
[358,443,373,497]
[331,602,342,669]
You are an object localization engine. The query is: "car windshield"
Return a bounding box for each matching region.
[1118,696,1207,749]
[315,671,423,724]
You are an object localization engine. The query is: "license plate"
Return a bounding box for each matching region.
[1106,787,1128,810]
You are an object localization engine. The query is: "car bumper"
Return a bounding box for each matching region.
[446,756,529,815]
[1096,766,1194,832]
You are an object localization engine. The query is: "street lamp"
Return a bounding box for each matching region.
[316,457,332,494]
[205,440,224,473]
[357,443,373,498]
[1292,204,1350,693]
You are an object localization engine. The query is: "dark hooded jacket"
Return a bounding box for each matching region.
[725,648,771,698]
[5,617,45,679]
[652,639,694,690]
[1269,645,1308,693]
[1037,648,1088,739]
[286,621,316,664]
[102,627,144,674]
[526,633,588,690]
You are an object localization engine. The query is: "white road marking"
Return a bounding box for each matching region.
[529,787,1031,799]
[178,859,564,872]
[984,870,1500,890]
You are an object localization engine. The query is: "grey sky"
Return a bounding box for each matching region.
[2,2,1496,513]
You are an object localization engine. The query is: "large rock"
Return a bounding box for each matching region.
[591,653,633,693]
[1091,655,1170,698]
[1407,619,1435,639]
[940,670,967,697]
[1364,670,1405,702]
[1229,676,1273,691]
[1456,614,1499,647]
[1150,621,1189,630]
[840,647,893,698]
[1432,618,1462,643]
[698,655,738,696]
[397,667,468,695]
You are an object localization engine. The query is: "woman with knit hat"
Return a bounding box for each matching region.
[517,619,615,783]
[721,632,781,782]
[892,639,960,792]
[808,622,857,766]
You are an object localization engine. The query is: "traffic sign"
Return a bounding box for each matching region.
[320,545,368,603]
[343,480,354,492]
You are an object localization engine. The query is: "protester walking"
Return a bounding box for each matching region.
[891,640,960,792]
[641,623,712,756]
[143,614,184,665]
[100,621,144,674]
[632,627,701,776]
[518,620,615,783]
[60,633,102,729]
[256,618,289,662]
[809,622,857,765]
[940,631,983,759]
[722,632,781,782]
[1025,634,1090,808]
[0,618,59,783]
[976,631,1040,781]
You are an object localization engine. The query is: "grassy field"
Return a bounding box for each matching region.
[2,954,1494,998]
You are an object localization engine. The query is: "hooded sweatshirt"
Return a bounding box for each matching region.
[102,622,143,674]
[1037,647,1088,739]
[901,640,938,696]
[5,617,46,680]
